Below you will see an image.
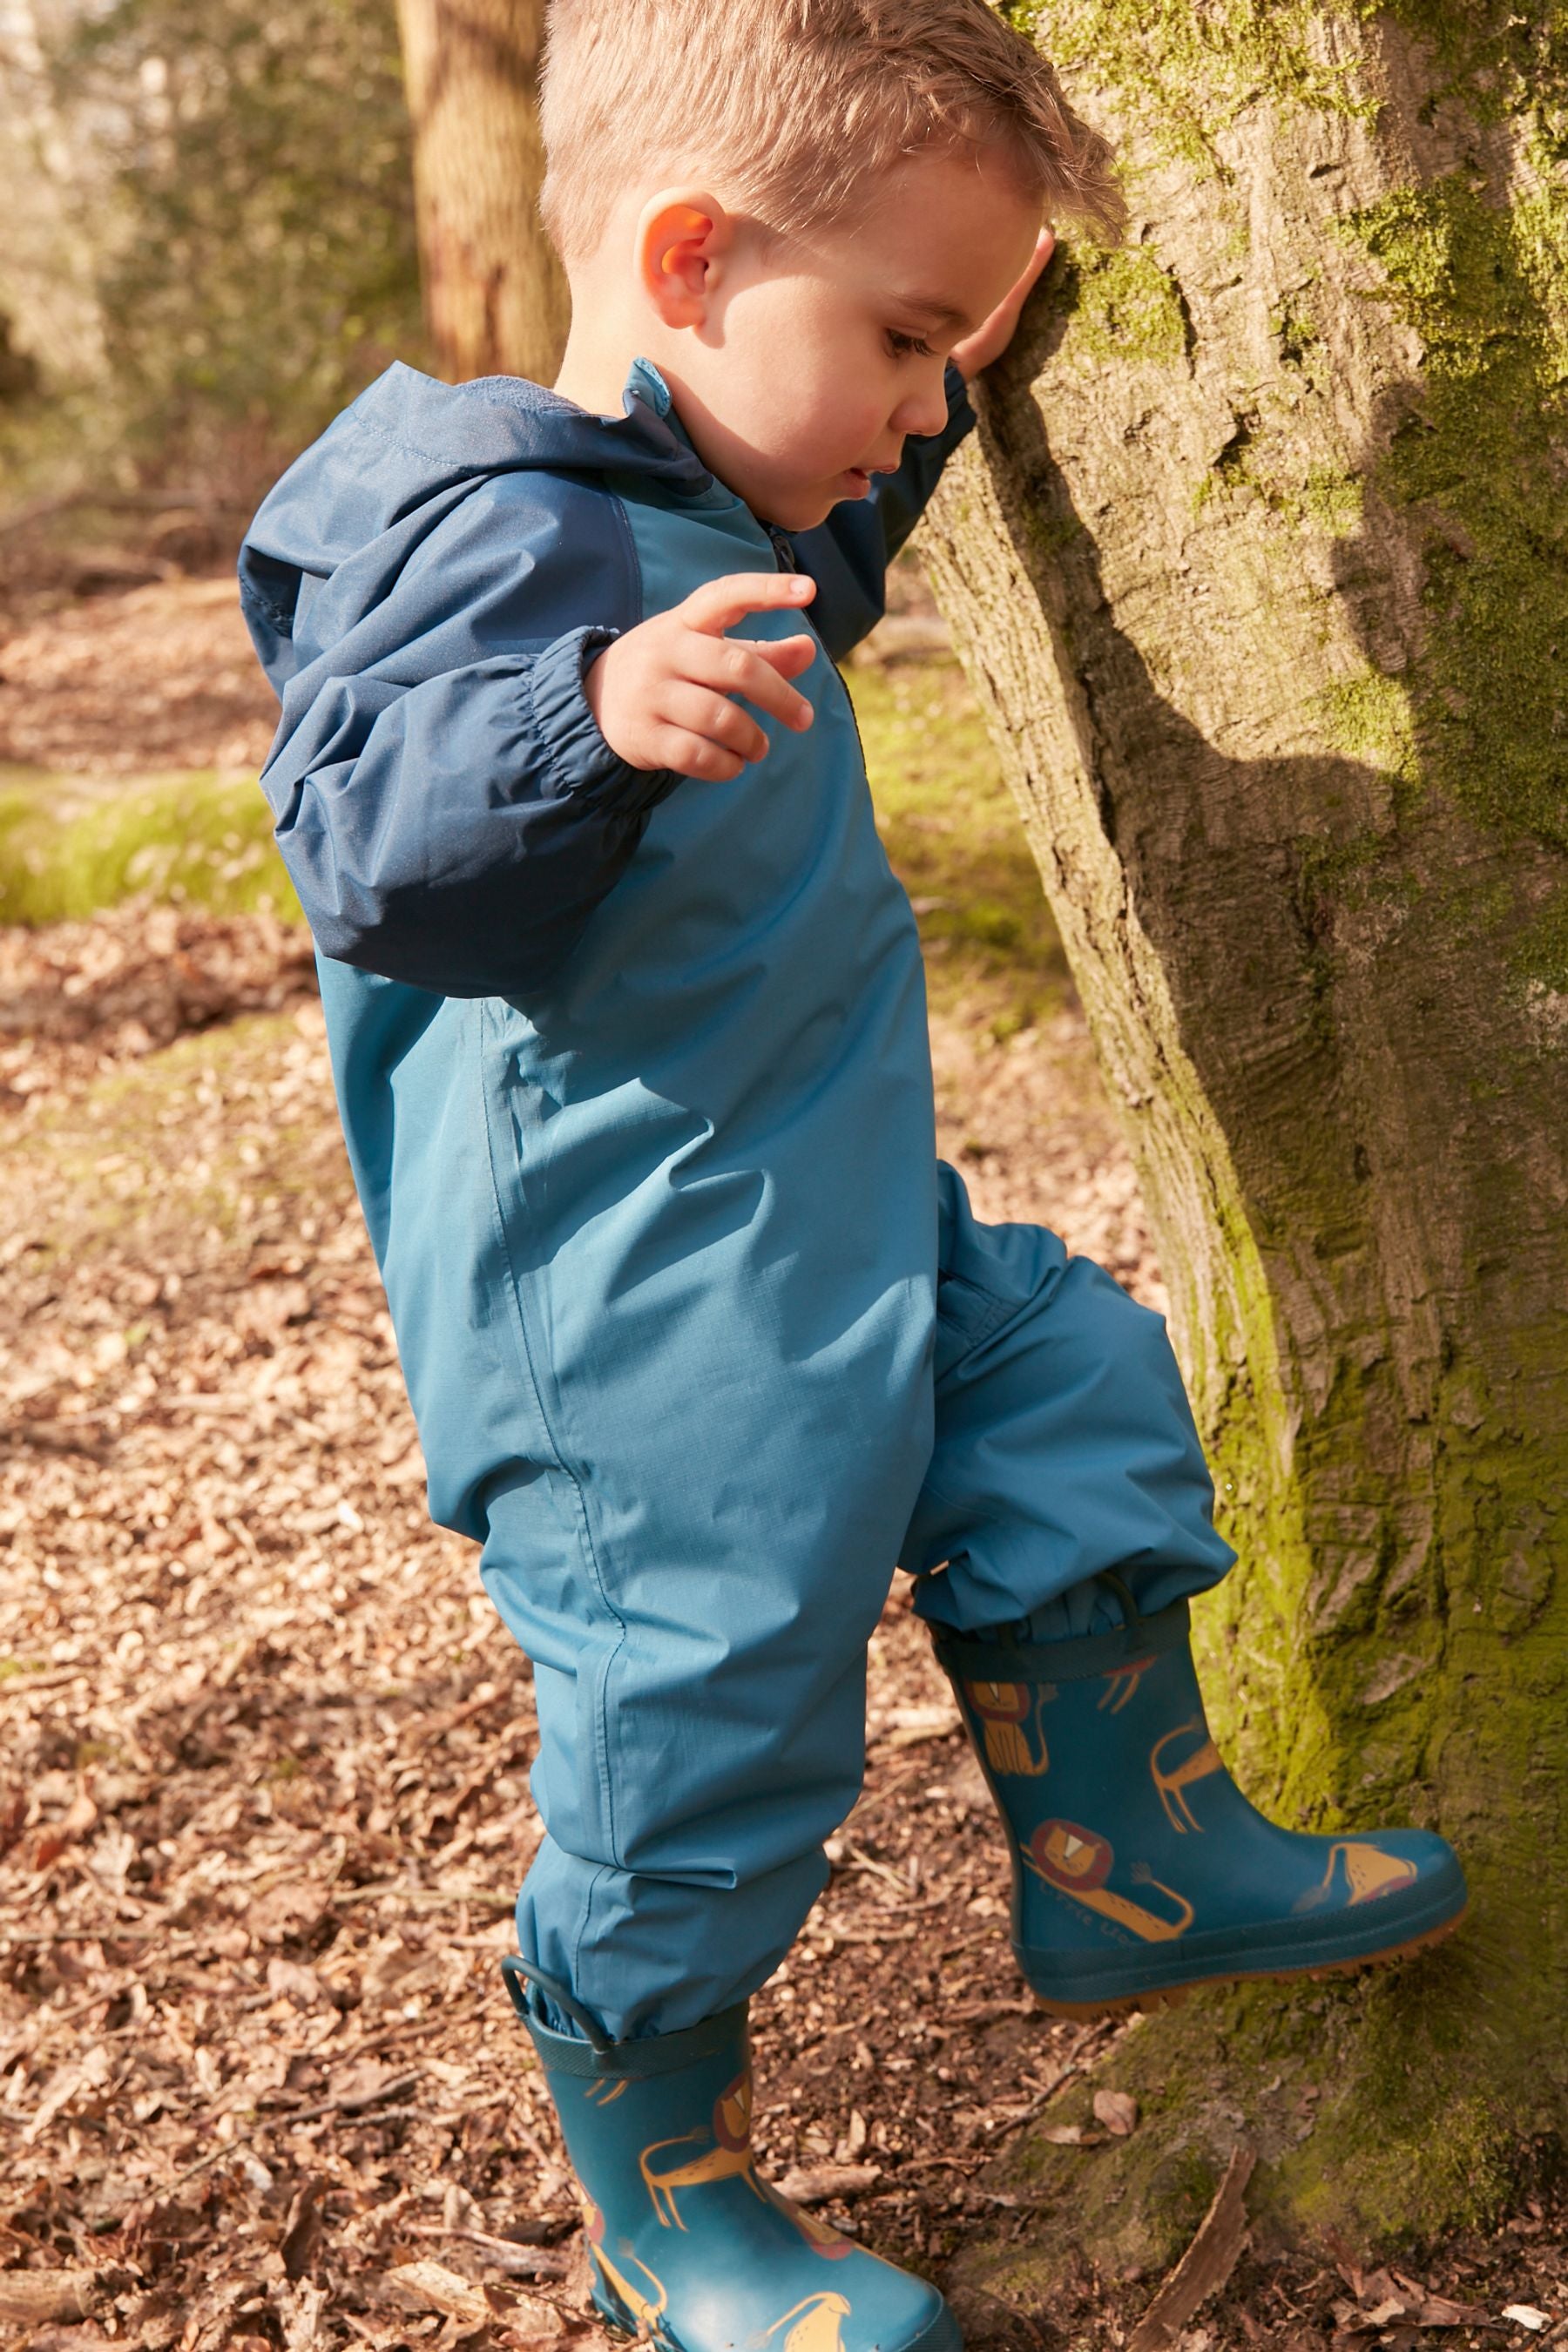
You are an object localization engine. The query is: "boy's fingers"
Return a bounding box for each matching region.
[659,727,746,783]
[1018,223,1056,290]
[951,223,1058,380]
[662,681,770,764]
[686,636,815,731]
[679,571,815,634]
[740,632,818,679]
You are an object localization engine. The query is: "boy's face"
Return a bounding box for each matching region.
[629,148,1044,531]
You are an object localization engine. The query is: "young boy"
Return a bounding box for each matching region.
[239,3,1466,2344]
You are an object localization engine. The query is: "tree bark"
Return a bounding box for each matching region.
[394,0,569,384]
[921,0,1568,2266]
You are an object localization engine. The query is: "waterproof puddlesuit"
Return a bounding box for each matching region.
[240,355,1235,2043]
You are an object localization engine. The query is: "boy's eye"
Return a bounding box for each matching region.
[887,329,936,358]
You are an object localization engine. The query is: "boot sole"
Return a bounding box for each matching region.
[594,2288,963,2352]
[1024,1903,1468,2020]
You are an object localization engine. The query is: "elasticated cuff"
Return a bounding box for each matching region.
[502,1950,750,2077]
[527,624,679,816]
[932,1597,1191,1684]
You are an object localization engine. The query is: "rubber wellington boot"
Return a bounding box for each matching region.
[933,1583,1467,2017]
[503,1958,960,2352]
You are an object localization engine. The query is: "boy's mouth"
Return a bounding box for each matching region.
[841,455,899,497]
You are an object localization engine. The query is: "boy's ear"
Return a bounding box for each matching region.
[636,188,733,328]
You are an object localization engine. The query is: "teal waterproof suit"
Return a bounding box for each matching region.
[240,356,1233,2042]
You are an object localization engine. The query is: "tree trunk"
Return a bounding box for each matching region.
[920,0,1568,2270]
[394,0,569,384]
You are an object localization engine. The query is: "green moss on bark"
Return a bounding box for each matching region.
[1055,245,1191,365]
[951,1936,1542,2303]
[1004,0,1371,171]
[1308,671,1416,781]
[1377,0,1568,120]
[1299,466,1364,537]
[1008,0,1568,162]
[943,0,1568,2273]
[1334,166,1568,997]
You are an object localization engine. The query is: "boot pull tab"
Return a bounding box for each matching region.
[1096,1569,1144,1631]
[501,1952,613,2050]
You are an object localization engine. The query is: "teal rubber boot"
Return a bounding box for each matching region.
[934,1588,1467,2017]
[503,1960,960,2352]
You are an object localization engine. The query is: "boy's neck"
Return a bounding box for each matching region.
[551,306,653,417]
[551,359,626,416]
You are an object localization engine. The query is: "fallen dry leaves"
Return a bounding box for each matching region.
[382,2260,566,2336]
[0,578,279,778]
[0,902,316,1113]
[1325,2238,1503,2336]
[1092,2089,1139,2140]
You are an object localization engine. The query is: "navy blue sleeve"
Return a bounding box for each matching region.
[788,362,977,663]
[243,475,679,1001]
[260,627,679,999]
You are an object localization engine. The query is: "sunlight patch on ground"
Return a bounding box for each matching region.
[848,659,1070,1038]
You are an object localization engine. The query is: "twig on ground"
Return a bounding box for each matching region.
[844,1759,935,1825]
[1126,2144,1257,2352]
[406,2225,572,2278]
[0,2268,112,2325]
[162,2073,426,2193]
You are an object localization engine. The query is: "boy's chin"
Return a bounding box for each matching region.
[768,489,846,532]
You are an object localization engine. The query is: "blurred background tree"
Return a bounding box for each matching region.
[395,0,569,382]
[0,0,106,398]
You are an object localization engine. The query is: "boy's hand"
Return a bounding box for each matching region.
[585,572,818,783]
[951,226,1057,381]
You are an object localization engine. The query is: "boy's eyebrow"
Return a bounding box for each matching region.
[893,292,974,335]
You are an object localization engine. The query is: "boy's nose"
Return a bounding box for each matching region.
[895,376,955,440]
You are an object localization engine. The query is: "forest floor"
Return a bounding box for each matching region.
[0,575,1562,2352]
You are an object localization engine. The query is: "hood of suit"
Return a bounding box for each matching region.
[240,357,713,699]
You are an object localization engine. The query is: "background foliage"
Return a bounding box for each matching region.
[2,0,422,500]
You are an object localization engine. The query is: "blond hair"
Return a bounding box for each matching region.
[537,0,1123,267]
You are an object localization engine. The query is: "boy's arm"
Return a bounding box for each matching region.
[242,472,686,1002]
[787,361,977,663]
[257,625,679,999]
[246,490,816,1000]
